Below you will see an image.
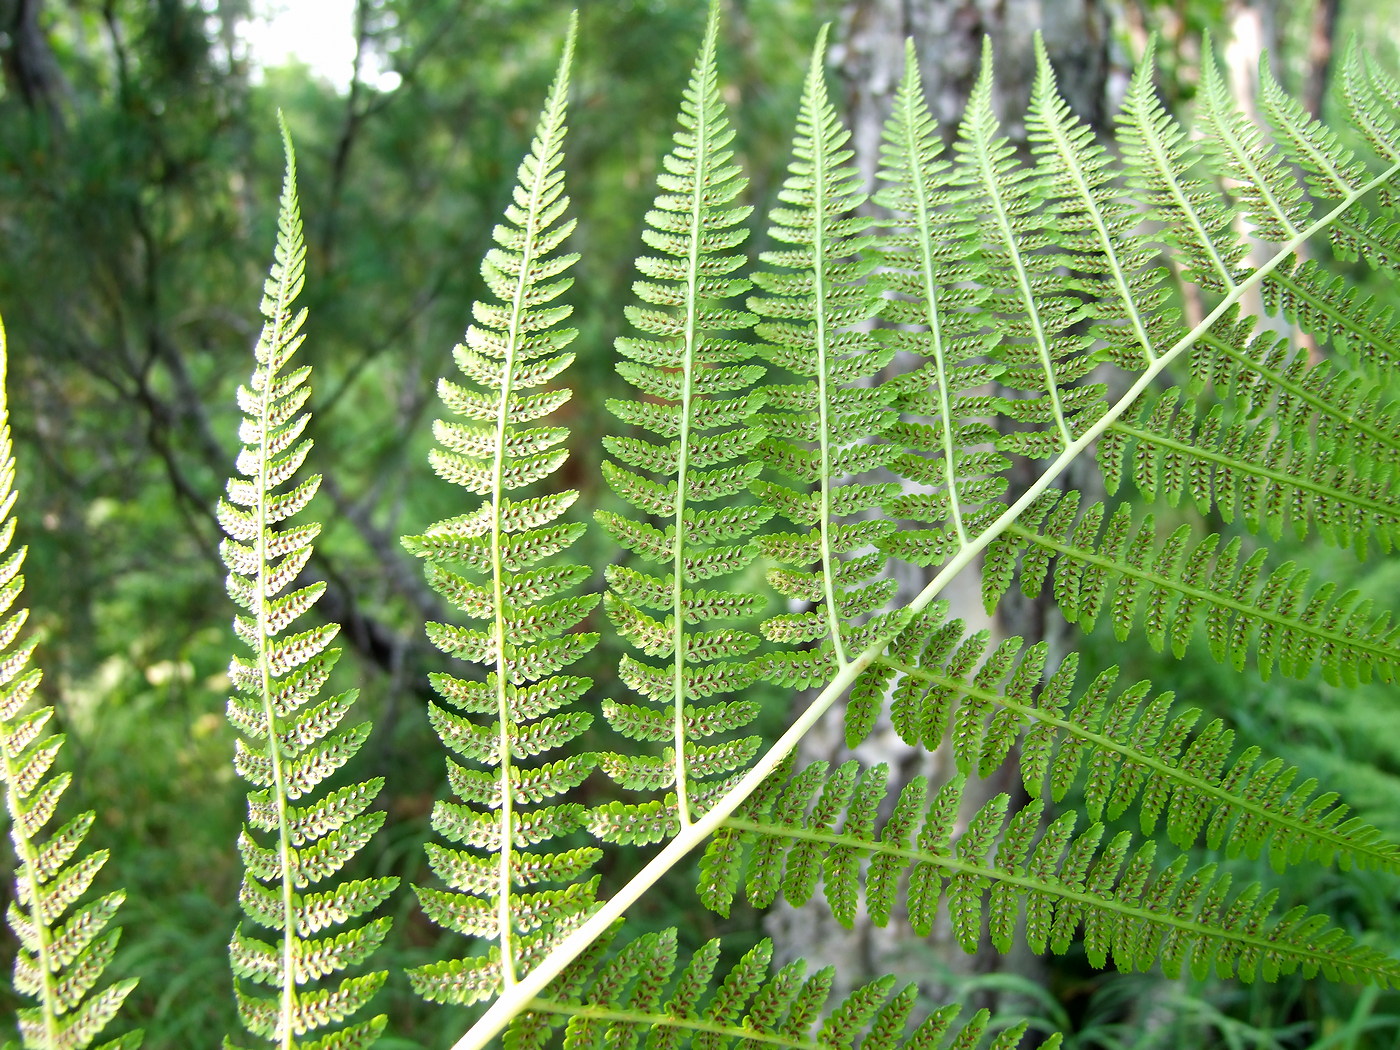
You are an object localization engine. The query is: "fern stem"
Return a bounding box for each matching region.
[1031,49,1158,365]
[893,56,969,547]
[669,23,711,829]
[488,123,536,992]
[805,39,848,668]
[966,63,1075,448]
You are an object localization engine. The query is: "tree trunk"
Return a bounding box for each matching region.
[763,0,1112,1007]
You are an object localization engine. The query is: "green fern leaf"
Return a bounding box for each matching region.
[401,20,605,1004]
[593,3,769,832]
[719,762,1400,987]
[516,930,1060,1050]
[748,24,899,671]
[219,124,396,1047]
[0,323,142,1050]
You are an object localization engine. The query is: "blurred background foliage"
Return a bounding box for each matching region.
[0,0,1397,1046]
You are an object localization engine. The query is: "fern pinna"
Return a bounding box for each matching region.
[400,21,606,1007]
[0,325,140,1050]
[219,129,397,1049]
[748,27,902,681]
[594,4,770,840]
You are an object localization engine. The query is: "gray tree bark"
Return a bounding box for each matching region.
[763,0,1113,1008]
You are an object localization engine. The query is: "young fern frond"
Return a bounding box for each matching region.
[0,325,141,1050]
[401,20,604,1007]
[220,127,397,1050]
[594,2,769,835]
[749,27,899,677]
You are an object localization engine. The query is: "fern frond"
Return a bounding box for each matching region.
[220,125,396,1048]
[509,928,1061,1050]
[401,19,602,1005]
[711,762,1400,988]
[749,24,897,670]
[595,3,769,832]
[984,489,1400,686]
[0,322,141,1050]
[446,28,1400,1050]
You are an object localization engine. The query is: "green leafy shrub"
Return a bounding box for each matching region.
[4,6,1400,1048]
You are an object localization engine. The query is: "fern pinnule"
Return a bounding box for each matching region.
[749,25,900,676]
[401,19,604,1006]
[220,127,396,1050]
[708,760,1400,989]
[595,3,769,832]
[0,323,141,1050]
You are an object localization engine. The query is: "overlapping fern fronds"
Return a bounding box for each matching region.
[219,128,397,1049]
[0,325,140,1050]
[440,26,1400,1050]
[400,20,605,1007]
[594,3,770,836]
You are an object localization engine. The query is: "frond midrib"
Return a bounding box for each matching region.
[889,50,968,546]
[966,78,1073,445]
[254,236,308,1050]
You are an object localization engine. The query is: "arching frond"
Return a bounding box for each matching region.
[432,26,1400,1050]
[0,326,141,1050]
[220,126,396,1049]
[400,20,603,1007]
[593,2,768,834]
